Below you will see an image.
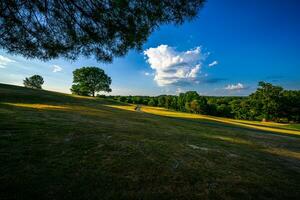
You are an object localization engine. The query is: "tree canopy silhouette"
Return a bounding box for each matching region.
[0,0,205,62]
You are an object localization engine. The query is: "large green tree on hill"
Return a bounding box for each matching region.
[0,0,205,62]
[23,75,44,89]
[71,67,111,97]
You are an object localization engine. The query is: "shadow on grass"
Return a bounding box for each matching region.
[2,101,300,162]
[104,104,300,161]
[2,84,300,199]
[139,105,300,136]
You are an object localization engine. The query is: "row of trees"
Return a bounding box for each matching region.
[23,71,299,123]
[107,82,300,123]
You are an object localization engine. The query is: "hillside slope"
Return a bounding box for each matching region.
[0,83,299,199]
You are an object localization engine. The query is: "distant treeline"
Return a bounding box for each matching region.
[101,82,300,123]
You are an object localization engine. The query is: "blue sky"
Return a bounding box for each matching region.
[0,0,299,96]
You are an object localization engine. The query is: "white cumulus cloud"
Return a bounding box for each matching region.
[225,83,245,90]
[0,55,16,68]
[52,65,62,72]
[144,45,205,86]
[208,60,218,67]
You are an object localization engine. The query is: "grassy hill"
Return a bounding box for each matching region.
[0,83,299,199]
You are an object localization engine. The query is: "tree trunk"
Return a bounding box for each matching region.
[92,91,95,97]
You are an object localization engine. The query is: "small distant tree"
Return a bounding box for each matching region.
[71,67,111,97]
[23,75,44,89]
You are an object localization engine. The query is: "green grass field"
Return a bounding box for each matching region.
[0,83,299,199]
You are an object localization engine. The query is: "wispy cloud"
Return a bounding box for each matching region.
[208,60,218,67]
[144,72,154,76]
[144,45,206,87]
[52,65,62,73]
[0,55,16,68]
[225,83,246,90]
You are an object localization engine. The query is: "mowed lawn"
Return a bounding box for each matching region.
[0,83,299,199]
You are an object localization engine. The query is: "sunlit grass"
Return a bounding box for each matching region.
[3,103,114,118]
[4,103,67,110]
[114,105,300,136]
[264,147,300,160]
[209,135,253,145]
[210,134,300,160]
[106,104,137,112]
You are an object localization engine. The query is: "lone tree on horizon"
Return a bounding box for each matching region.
[0,0,205,62]
[71,67,112,97]
[23,75,44,89]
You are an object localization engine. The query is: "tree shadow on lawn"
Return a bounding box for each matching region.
[2,102,300,162]
[103,105,300,161]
